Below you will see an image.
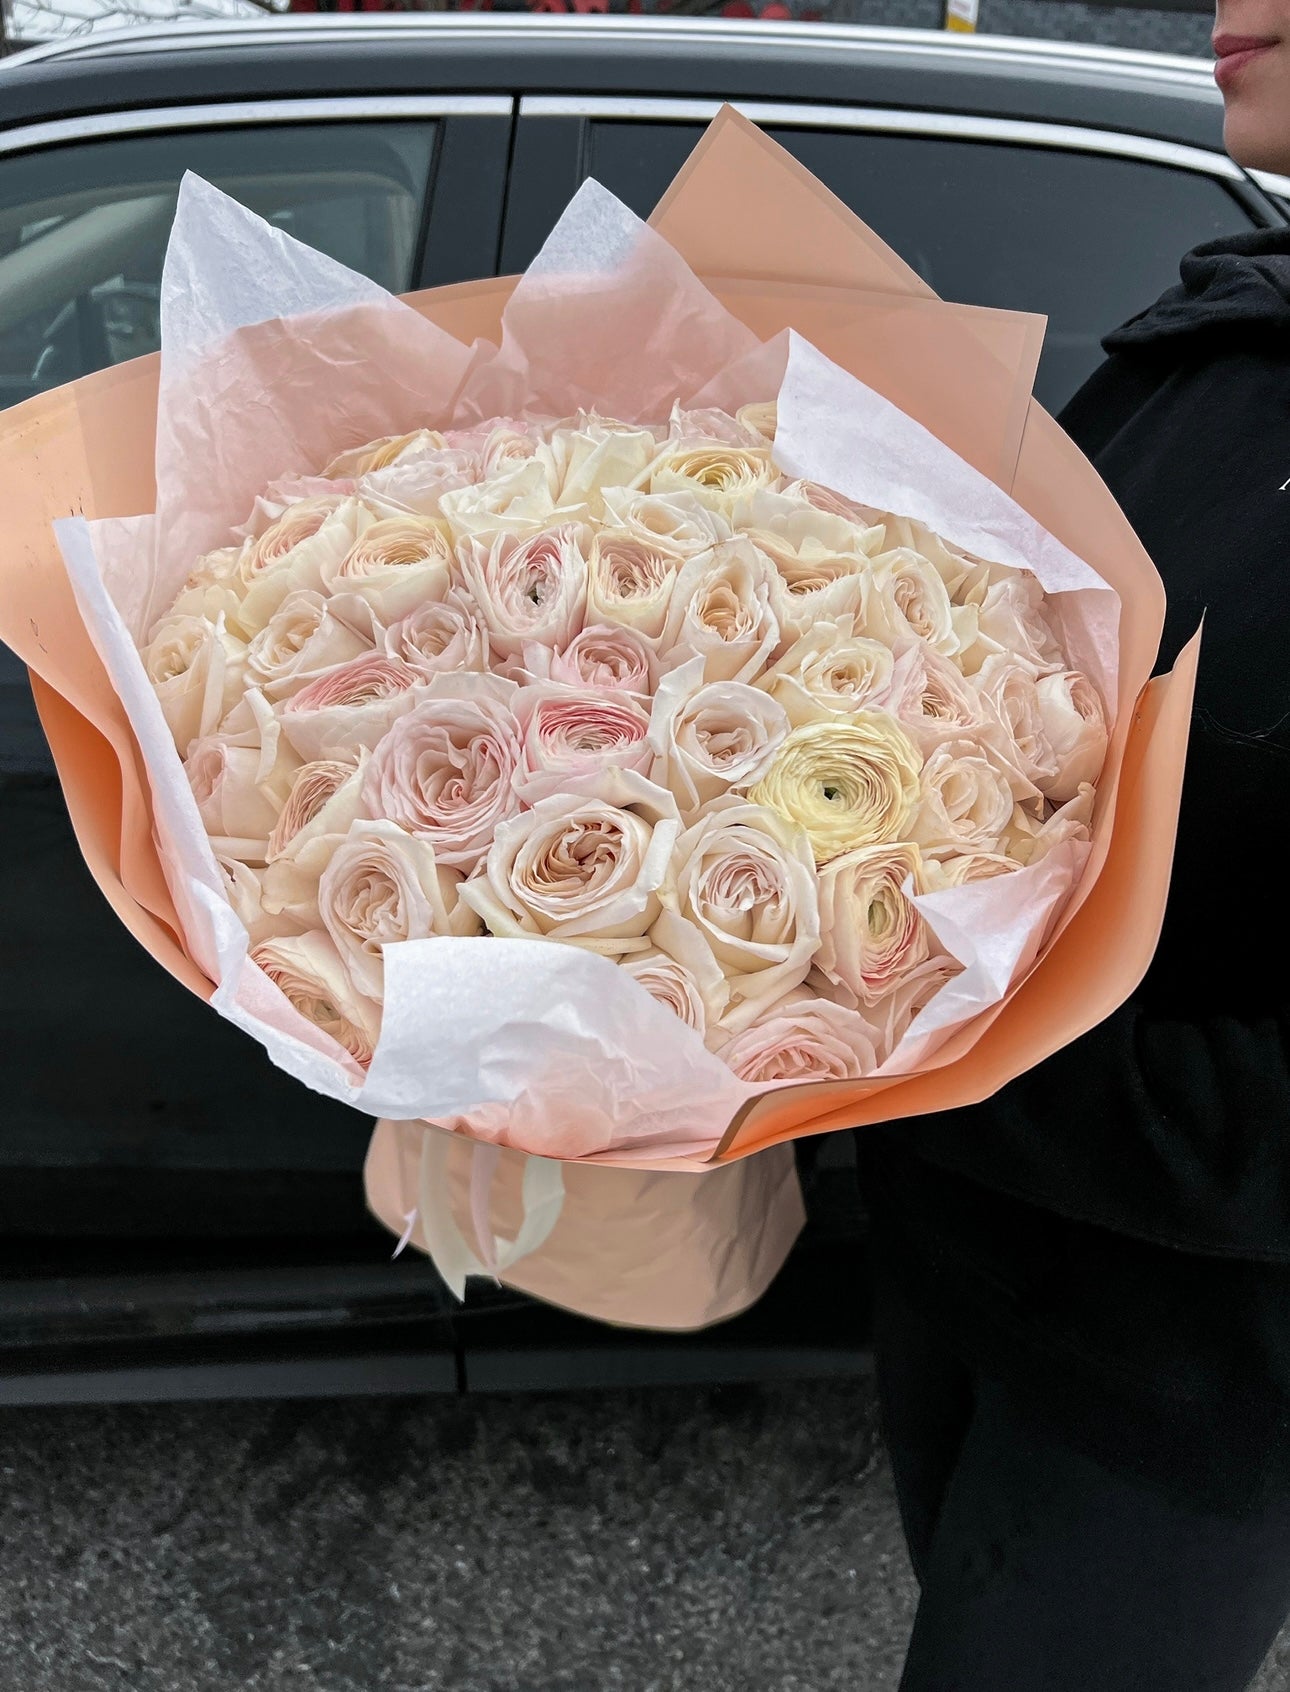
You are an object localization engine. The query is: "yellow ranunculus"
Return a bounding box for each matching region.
[749,714,922,864]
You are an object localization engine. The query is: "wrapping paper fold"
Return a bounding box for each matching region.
[0,110,1197,1323]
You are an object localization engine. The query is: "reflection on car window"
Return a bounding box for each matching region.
[0,122,437,406]
[583,122,1256,413]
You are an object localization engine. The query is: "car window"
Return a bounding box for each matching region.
[581,121,1257,414]
[0,121,438,407]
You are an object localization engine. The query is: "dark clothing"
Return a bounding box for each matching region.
[869,1243,1290,1692]
[859,226,1290,1510]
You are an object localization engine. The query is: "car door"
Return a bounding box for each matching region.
[499,97,1282,415]
[0,97,511,1249]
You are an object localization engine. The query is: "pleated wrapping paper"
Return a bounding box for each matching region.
[0,112,1197,1324]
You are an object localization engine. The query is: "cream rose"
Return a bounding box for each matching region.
[259,756,368,926]
[439,457,572,543]
[541,419,658,514]
[659,538,780,685]
[862,546,960,659]
[166,544,246,626]
[460,771,680,954]
[749,715,923,865]
[619,947,726,1040]
[460,523,589,659]
[278,652,425,763]
[649,662,789,818]
[514,683,653,803]
[908,736,1019,856]
[892,644,1003,753]
[638,439,777,515]
[599,487,732,559]
[735,400,778,442]
[236,496,376,634]
[245,590,372,701]
[651,796,820,1028]
[321,516,456,623]
[1004,784,1095,867]
[715,988,878,1084]
[734,489,882,642]
[919,851,1022,891]
[356,447,482,520]
[186,709,299,852]
[587,530,682,640]
[142,613,248,757]
[318,818,480,1000]
[251,930,381,1066]
[384,590,491,679]
[756,619,897,728]
[954,569,1063,676]
[974,654,1060,790]
[815,842,930,1007]
[360,679,524,872]
[213,854,300,946]
[1035,671,1109,803]
[323,429,446,478]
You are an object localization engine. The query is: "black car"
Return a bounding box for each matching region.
[0,14,1279,1406]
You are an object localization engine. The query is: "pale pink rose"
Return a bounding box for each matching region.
[1004,784,1095,867]
[541,419,658,514]
[268,753,364,862]
[212,853,301,946]
[278,652,425,763]
[539,625,657,696]
[974,654,1060,790]
[460,770,680,953]
[384,590,491,679]
[360,679,524,872]
[166,544,246,626]
[954,569,1063,676]
[356,448,482,520]
[637,439,777,516]
[666,403,763,446]
[321,516,456,623]
[587,530,682,641]
[874,512,986,602]
[783,478,880,528]
[652,796,820,1031]
[756,618,897,727]
[236,496,376,633]
[908,736,1020,856]
[860,952,962,1064]
[513,683,653,804]
[260,756,368,926]
[862,547,960,659]
[815,842,930,1007]
[323,430,446,478]
[599,487,732,559]
[245,589,372,701]
[1035,671,1109,802]
[459,523,589,659]
[648,661,789,818]
[659,539,780,685]
[439,457,572,542]
[318,818,480,1000]
[251,930,381,1067]
[143,613,248,758]
[618,946,726,1039]
[441,420,541,474]
[919,851,1022,891]
[732,489,879,643]
[892,645,1003,753]
[186,716,299,851]
[715,988,879,1084]
[734,401,778,442]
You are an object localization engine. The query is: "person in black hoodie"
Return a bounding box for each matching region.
[858,10,1290,1690]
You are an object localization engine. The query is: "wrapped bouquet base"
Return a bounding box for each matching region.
[0,112,1197,1327]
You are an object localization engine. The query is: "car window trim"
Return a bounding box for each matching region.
[0,97,514,159]
[518,96,1244,184]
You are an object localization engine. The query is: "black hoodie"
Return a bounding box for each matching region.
[858,227,1290,1508]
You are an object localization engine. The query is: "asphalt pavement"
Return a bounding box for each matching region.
[0,1381,1287,1692]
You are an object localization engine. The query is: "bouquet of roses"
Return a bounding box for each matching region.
[150,401,1108,1100]
[0,113,1196,1315]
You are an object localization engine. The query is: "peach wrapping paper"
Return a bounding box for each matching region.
[49,165,1123,1166]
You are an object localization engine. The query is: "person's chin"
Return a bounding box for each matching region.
[1223,102,1290,174]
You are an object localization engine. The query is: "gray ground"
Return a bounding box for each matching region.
[0,1382,1286,1692]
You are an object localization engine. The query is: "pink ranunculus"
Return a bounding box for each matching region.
[360,678,524,872]
[459,523,589,659]
[278,652,425,763]
[714,988,879,1084]
[513,683,653,804]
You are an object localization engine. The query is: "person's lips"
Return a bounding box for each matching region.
[1213,33,1279,89]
